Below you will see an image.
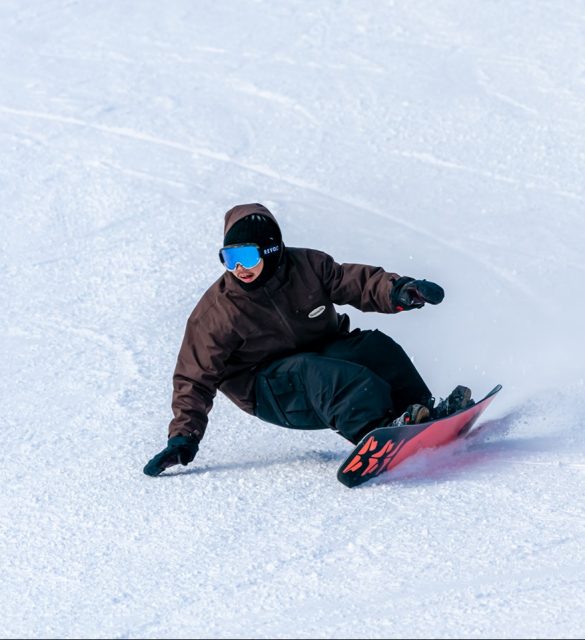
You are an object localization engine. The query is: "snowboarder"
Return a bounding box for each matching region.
[144,203,473,477]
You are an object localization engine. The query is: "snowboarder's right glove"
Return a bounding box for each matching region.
[143,435,199,477]
[391,277,445,312]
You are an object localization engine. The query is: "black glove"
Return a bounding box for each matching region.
[143,435,199,477]
[391,277,445,311]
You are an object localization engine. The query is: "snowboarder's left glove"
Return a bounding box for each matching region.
[391,277,445,311]
[143,435,199,477]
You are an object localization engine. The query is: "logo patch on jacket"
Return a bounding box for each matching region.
[308,305,326,318]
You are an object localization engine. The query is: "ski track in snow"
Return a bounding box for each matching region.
[0,102,559,310]
[2,0,585,638]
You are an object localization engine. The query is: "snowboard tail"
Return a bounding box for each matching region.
[337,385,502,488]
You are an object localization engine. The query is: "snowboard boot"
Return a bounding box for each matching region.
[391,403,431,427]
[432,385,474,419]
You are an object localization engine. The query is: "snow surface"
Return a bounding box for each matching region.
[2,0,585,637]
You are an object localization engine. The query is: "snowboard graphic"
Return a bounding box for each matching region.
[337,385,502,488]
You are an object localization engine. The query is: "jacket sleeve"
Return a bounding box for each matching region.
[315,250,402,313]
[167,314,237,443]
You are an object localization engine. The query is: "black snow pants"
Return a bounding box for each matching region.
[254,329,432,444]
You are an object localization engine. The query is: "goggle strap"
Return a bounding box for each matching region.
[262,244,280,256]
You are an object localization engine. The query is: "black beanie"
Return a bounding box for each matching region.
[223,213,282,249]
[223,214,283,290]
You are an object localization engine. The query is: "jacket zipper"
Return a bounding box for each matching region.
[264,287,297,343]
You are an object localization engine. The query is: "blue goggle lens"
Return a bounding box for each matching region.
[219,244,262,270]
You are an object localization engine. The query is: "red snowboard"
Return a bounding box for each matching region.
[337,385,502,488]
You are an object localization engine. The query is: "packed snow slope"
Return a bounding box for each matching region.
[1,1,585,638]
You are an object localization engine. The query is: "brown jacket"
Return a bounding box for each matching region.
[168,204,403,442]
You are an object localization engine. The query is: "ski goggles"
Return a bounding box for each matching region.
[219,243,279,271]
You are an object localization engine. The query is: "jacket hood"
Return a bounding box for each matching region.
[223,203,281,237]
